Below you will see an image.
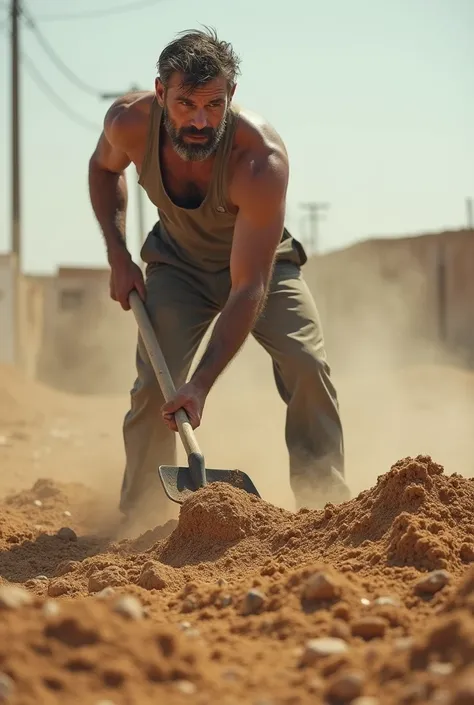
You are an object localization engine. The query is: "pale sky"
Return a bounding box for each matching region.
[0,0,472,274]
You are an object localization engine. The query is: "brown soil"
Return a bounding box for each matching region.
[1,364,474,705]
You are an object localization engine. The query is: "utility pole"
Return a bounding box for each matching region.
[299,202,330,255]
[10,0,21,366]
[466,197,473,229]
[100,85,147,263]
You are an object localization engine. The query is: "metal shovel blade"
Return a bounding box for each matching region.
[158,465,261,504]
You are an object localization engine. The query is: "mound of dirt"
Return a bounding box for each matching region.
[0,453,474,703]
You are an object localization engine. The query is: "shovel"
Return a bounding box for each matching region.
[129,290,261,504]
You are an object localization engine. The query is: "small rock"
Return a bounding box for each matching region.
[351,617,386,640]
[300,638,348,666]
[414,570,451,596]
[0,585,33,609]
[138,561,167,590]
[393,637,414,651]
[374,596,400,607]
[33,499,43,507]
[34,575,49,582]
[241,589,265,615]
[330,619,351,641]
[326,671,364,702]
[303,572,338,601]
[95,587,115,600]
[175,680,196,695]
[47,580,70,598]
[428,662,454,676]
[113,595,143,621]
[0,673,15,699]
[56,527,77,542]
[184,628,201,639]
[42,600,61,617]
[360,598,371,607]
[179,621,192,631]
[219,595,232,607]
[217,578,228,587]
[64,510,72,518]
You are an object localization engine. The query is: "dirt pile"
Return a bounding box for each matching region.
[0,453,473,703]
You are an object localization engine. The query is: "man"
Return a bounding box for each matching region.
[88,27,350,523]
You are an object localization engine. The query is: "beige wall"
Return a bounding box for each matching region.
[13,227,474,394]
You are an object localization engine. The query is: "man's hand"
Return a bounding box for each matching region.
[161,382,207,431]
[109,249,146,310]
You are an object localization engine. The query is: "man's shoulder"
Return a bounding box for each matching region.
[233,106,288,163]
[104,90,155,150]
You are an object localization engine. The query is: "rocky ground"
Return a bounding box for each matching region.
[1,362,474,705]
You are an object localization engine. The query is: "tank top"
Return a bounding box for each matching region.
[138,97,306,273]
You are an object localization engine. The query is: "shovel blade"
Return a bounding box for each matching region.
[158,465,261,504]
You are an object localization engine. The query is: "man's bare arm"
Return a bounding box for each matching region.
[88,102,132,264]
[190,142,289,393]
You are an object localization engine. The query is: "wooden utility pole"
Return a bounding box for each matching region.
[100,85,147,261]
[466,197,473,229]
[299,202,330,255]
[10,0,21,365]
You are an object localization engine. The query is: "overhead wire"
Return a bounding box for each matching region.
[21,52,101,133]
[21,5,105,97]
[33,0,163,23]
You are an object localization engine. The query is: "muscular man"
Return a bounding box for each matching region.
[88,28,350,522]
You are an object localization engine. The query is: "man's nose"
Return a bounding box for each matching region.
[192,109,208,130]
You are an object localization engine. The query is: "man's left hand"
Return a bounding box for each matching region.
[161,382,207,432]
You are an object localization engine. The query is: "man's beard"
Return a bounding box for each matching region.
[163,106,228,162]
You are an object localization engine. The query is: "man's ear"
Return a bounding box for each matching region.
[155,77,165,107]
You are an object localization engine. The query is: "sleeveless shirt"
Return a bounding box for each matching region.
[138,97,306,273]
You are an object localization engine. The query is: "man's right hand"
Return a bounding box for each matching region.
[109,249,146,310]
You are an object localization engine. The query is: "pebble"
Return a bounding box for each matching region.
[217,578,228,587]
[393,637,414,652]
[33,499,42,507]
[414,570,451,595]
[34,575,49,582]
[64,510,72,518]
[374,596,400,607]
[175,680,197,695]
[0,585,33,609]
[95,587,116,600]
[326,671,364,702]
[113,595,144,621]
[303,572,338,601]
[56,527,77,542]
[42,600,61,617]
[300,638,348,666]
[360,598,371,607]
[179,621,192,630]
[428,662,454,676]
[330,619,351,641]
[241,589,266,615]
[351,617,386,640]
[0,673,15,700]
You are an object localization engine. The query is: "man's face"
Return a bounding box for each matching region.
[155,73,235,161]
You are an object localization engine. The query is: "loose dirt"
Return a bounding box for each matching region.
[1,363,474,705]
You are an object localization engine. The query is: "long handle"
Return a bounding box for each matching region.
[128,290,202,458]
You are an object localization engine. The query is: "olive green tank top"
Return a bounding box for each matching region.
[138,97,306,273]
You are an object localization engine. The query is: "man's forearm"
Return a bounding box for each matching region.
[191,286,266,393]
[88,160,129,264]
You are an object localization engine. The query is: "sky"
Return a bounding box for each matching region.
[0,0,473,275]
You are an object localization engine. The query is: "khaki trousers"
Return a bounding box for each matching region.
[120,259,349,515]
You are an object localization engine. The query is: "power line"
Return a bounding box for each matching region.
[21,5,105,97]
[22,51,101,132]
[33,0,164,22]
